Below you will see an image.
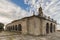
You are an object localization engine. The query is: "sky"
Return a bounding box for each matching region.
[0,0,60,29]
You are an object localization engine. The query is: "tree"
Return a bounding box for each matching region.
[0,23,4,31]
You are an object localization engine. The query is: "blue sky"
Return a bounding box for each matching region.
[0,0,60,29]
[10,0,29,10]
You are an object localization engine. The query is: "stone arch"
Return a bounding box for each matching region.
[46,23,49,34]
[50,23,53,33]
[15,25,17,31]
[18,24,22,31]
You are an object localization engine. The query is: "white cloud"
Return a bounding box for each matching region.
[24,0,60,19]
[24,0,60,30]
[0,0,28,24]
[56,24,60,30]
[0,16,12,25]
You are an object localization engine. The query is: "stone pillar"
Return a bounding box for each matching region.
[13,25,15,31]
[13,26,14,31]
[53,26,54,32]
[53,25,55,32]
[11,26,12,31]
[52,25,53,33]
[13,26,14,30]
[52,26,54,33]
[54,25,55,32]
[17,25,18,31]
[49,23,50,33]
[16,25,18,31]
[54,26,55,32]
[11,26,13,31]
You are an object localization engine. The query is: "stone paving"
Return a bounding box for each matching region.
[0,31,60,40]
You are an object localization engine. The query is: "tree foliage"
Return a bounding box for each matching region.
[0,23,4,30]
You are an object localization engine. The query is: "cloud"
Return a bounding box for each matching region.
[24,0,60,30]
[0,0,29,24]
[24,0,41,14]
[24,0,60,20]
[0,16,12,25]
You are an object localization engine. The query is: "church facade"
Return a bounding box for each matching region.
[5,7,57,36]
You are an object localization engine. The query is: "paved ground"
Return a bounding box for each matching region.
[0,31,60,40]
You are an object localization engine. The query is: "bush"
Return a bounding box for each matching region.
[0,23,4,31]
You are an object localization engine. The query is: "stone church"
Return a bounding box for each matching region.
[6,6,57,36]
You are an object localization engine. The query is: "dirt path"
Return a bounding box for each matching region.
[0,31,60,40]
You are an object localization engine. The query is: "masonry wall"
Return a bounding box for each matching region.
[33,17,41,36]
[41,19,57,35]
[6,18,28,34]
[21,19,28,34]
[27,17,42,36]
[6,16,57,36]
[27,17,35,35]
[42,20,50,35]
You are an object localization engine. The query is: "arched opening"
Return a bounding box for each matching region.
[15,25,17,31]
[46,23,49,34]
[50,23,53,33]
[18,24,22,31]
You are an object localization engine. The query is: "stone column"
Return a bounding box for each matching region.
[11,26,13,31]
[13,25,15,31]
[54,26,55,32]
[13,26,14,31]
[49,23,50,33]
[17,25,19,31]
[52,25,53,33]
[12,25,14,30]
[17,25,18,31]
[16,25,18,31]
[53,25,56,32]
